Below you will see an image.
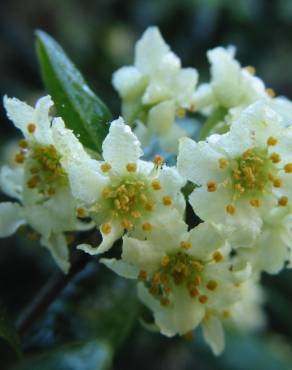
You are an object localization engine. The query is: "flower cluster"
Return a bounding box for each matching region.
[2,26,292,355]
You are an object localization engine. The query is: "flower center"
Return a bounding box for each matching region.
[26,144,67,195]
[139,247,222,306]
[101,175,155,229]
[231,148,277,198]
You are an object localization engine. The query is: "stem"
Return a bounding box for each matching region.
[16,252,91,336]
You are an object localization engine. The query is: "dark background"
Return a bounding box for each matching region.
[1,1,292,369]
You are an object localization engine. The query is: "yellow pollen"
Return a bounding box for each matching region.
[142,222,152,231]
[218,158,228,169]
[270,152,281,164]
[235,183,245,193]
[76,207,87,218]
[226,204,236,215]
[18,139,28,149]
[273,178,283,188]
[242,149,253,159]
[162,196,172,206]
[249,199,261,208]
[153,155,163,166]
[27,123,36,133]
[138,270,147,281]
[176,107,186,118]
[151,180,161,190]
[245,65,256,75]
[266,88,276,97]
[180,241,192,250]
[206,280,218,291]
[121,219,133,230]
[15,152,25,164]
[189,287,199,297]
[161,255,170,267]
[144,202,154,211]
[207,181,217,192]
[267,136,278,146]
[213,251,224,263]
[278,196,288,206]
[101,223,112,234]
[199,295,208,304]
[27,175,39,189]
[126,163,137,172]
[284,163,292,173]
[100,162,111,172]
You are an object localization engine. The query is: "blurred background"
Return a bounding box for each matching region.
[1,0,292,369]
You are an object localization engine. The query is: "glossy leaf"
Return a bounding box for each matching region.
[36,30,112,154]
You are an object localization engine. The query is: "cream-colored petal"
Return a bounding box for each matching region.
[202,315,225,356]
[102,117,143,173]
[0,202,26,237]
[0,165,24,201]
[147,101,176,135]
[112,66,146,99]
[101,258,139,279]
[40,233,70,273]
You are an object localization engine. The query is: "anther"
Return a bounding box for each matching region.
[76,207,87,218]
[273,178,283,188]
[278,196,288,206]
[27,123,36,133]
[176,107,186,118]
[121,219,133,230]
[162,196,172,206]
[207,181,217,192]
[18,139,28,149]
[180,241,191,250]
[142,222,152,231]
[193,276,201,286]
[206,280,218,291]
[126,163,137,172]
[199,295,208,304]
[249,199,261,208]
[267,136,278,146]
[270,152,281,164]
[15,153,25,164]
[101,223,112,234]
[284,163,292,173]
[226,204,236,215]
[218,158,228,169]
[151,179,161,190]
[266,88,275,97]
[153,155,163,166]
[245,65,256,75]
[138,270,147,281]
[100,163,111,172]
[213,251,224,262]
[161,255,170,267]
[189,287,199,297]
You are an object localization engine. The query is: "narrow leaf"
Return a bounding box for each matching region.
[35,30,112,153]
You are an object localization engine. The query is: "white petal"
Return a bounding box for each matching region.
[32,96,54,144]
[102,117,143,173]
[40,233,70,273]
[78,221,123,255]
[135,27,170,75]
[177,137,225,184]
[0,202,26,237]
[202,315,225,355]
[112,66,146,99]
[0,165,24,201]
[147,101,176,135]
[188,223,226,260]
[101,258,139,279]
[191,83,215,111]
[174,68,198,107]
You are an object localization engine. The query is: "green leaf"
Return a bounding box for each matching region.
[0,305,22,358]
[198,107,228,140]
[11,339,112,370]
[35,30,112,154]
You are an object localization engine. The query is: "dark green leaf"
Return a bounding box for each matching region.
[0,305,22,358]
[35,30,112,154]
[11,339,112,370]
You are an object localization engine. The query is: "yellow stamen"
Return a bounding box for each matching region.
[266,88,275,97]
[176,107,186,118]
[218,158,228,169]
[101,223,112,234]
[142,222,152,231]
[273,178,283,188]
[162,196,172,206]
[100,163,111,172]
[189,287,199,297]
[270,152,281,164]
[199,295,208,304]
[27,123,36,133]
[278,196,288,206]
[161,255,170,267]
[153,155,163,166]
[206,280,218,291]
[76,207,87,218]
[15,153,25,164]
[121,219,133,230]
[207,181,217,192]
[151,180,161,190]
[284,163,292,173]
[226,204,236,215]
[193,276,201,286]
[249,199,261,208]
[18,139,28,149]
[267,136,278,146]
[213,251,224,263]
[180,241,191,250]
[126,163,137,172]
[245,65,256,75]
[138,270,147,281]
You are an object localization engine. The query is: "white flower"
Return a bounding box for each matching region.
[192,46,267,112]
[178,101,292,244]
[0,96,92,272]
[53,117,186,255]
[112,27,198,152]
[102,219,251,355]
